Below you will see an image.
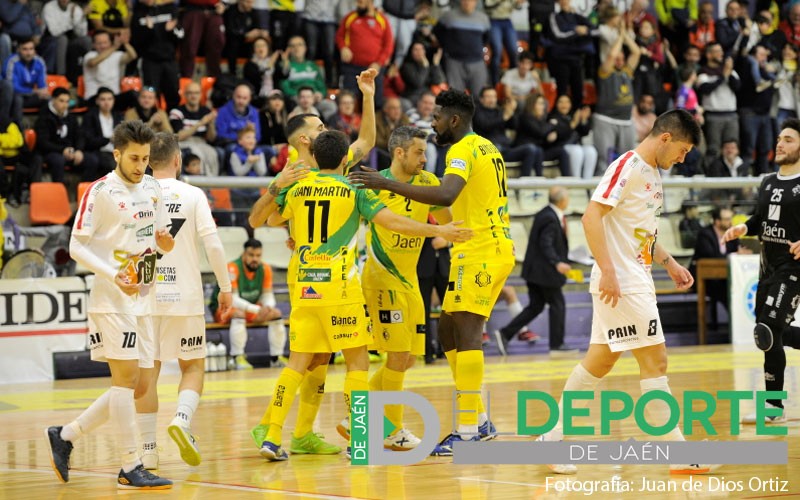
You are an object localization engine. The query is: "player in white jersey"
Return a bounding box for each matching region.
[537,110,721,475]
[45,121,175,490]
[132,132,233,469]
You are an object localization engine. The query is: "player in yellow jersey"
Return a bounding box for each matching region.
[349,89,516,455]
[256,130,472,461]
[247,69,377,455]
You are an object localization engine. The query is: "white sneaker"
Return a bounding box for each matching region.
[670,463,722,475]
[141,444,159,470]
[535,434,577,474]
[384,428,421,450]
[336,417,350,441]
[741,402,787,424]
[168,419,201,466]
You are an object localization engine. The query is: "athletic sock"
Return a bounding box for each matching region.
[369,365,385,391]
[175,390,200,427]
[455,350,483,434]
[137,412,158,449]
[640,376,685,441]
[62,390,111,442]
[382,367,406,429]
[549,363,602,441]
[109,386,140,472]
[265,368,304,445]
[444,349,457,379]
[293,364,328,438]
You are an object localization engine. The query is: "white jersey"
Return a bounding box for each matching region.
[589,151,663,295]
[154,178,218,316]
[72,171,168,315]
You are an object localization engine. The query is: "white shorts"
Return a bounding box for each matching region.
[590,293,665,352]
[153,315,207,361]
[87,313,155,368]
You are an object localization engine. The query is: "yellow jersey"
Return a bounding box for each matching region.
[362,169,440,293]
[277,171,385,306]
[444,132,514,264]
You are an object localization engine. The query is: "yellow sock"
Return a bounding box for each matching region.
[382,367,406,429]
[293,364,328,439]
[369,365,385,391]
[444,349,457,379]
[344,370,369,414]
[265,368,304,445]
[455,350,484,427]
[258,391,276,425]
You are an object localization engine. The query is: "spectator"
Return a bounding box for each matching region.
[336,0,394,108]
[0,78,22,125]
[227,123,269,209]
[278,36,335,117]
[124,87,173,133]
[676,43,702,82]
[2,39,49,112]
[593,27,639,171]
[528,0,554,58]
[675,67,702,121]
[329,89,361,141]
[689,206,740,309]
[34,87,98,183]
[780,3,800,50]
[434,0,490,97]
[678,202,703,249]
[83,87,122,177]
[625,0,659,37]
[87,0,130,34]
[697,42,740,161]
[130,0,182,112]
[516,93,570,176]
[632,94,657,143]
[374,96,409,169]
[716,0,748,57]
[417,230,450,363]
[689,1,715,51]
[550,94,596,178]
[746,10,786,56]
[182,152,202,175]
[287,85,321,119]
[179,0,225,78]
[40,0,91,83]
[216,83,260,146]
[243,37,280,101]
[169,81,219,176]
[0,0,41,65]
[0,112,28,207]
[485,0,521,86]
[634,19,667,101]
[500,50,541,107]
[399,42,444,105]
[301,0,338,88]
[472,86,542,177]
[82,30,136,101]
[655,0,697,56]
[268,0,299,51]
[406,90,440,172]
[382,0,419,69]
[259,90,288,149]
[775,43,799,125]
[545,0,596,106]
[737,44,775,175]
[705,139,751,202]
[382,62,406,103]
[223,0,268,74]
[598,4,626,63]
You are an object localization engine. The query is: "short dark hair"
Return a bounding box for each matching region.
[705,41,722,53]
[649,109,702,145]
[519,51,535,63]
[52,87,70,99]
[286,113,318,140]
[781,117,800,137]
[183,152,200,166]
[478,86,496,99]
[312,130,349,170]
[388,126,428,157]
[92,30,111,42]
[244,238,262,250]
[17,38,34,48]
[678,65,696,83]
[149,132,180,168]
[95,86,114,99]
[435,89,475,121]
[711,206,732,222]
[112,120,156,152]
[297,86,315,96]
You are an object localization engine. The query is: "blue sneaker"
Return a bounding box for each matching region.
[478,419,497,441]
[259,440,289,462]
[429,432,480,457]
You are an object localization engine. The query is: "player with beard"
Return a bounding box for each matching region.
[724,118,800,424]
[348,89,516,455]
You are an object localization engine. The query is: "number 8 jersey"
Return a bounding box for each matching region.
[444,132,514,265]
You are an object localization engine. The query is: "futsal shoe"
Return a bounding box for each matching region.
[45,426,73,483]
[535,434,577,474]
[481,332,491,346]
[290,431,341,455]
[168,420,201,466]
[336,417,350,441]
[117,464,172,489]
[251,424,269,447]
[478,419,498,441]
[231,355,254,370]
[754,323,774,351]
[670,464,722,475]
[429,432,480,456]
[384,428,421,450]
[741,402,787,424]
[259,440,289,461]
[140,444,159,470]
[518,330,540,343]
[493,330,509,357]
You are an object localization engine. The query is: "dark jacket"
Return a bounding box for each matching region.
[83,107,123,152]
[522,205,568,287]
[472,105,514,149]
[131,2,182,62]
[417,237,450,280]
[35,104,83,155]
[689,225,739,298]
[545,10,596,60]
[516,112,555,148]
[399,59,444,103]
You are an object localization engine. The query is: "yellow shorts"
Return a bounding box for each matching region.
[365,288,426,355]
[288,302,372,353]
[442,261,515,318]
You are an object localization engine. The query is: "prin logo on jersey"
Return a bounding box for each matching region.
[133,210,155,220]
[301,286,323,299]
[298,245,332,265]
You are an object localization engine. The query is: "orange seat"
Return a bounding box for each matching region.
[29,182,72,225]
[430,82,449,96]
[77,75,85,99]
[120,76,143,93]
[540,81,557,110]
[209,188,232,211]
[495,82,507,102]
[77,181,92,203]
[200,76,216,107]
[46,74,70,94]
[583,81,597,106]
[178,77,193,105]
[24,128,36,151]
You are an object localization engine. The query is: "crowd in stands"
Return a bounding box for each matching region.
[1,0,791,210]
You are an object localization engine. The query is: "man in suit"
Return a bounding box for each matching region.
[494,186,577,355]
[417,223,451,365]
[689,206,740,308]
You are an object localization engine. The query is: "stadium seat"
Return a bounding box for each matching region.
[566,218,588,252]
[663,186,691,213]
[430,82,449,96]
[583,81,597,106]
[120,76,142,94]
[29,182,71,225]
[217,226,249,263]
[509,221,529,262]
[24,128,36,151]
[178,77,192,105]
[200,76,216,107]
[540,81,556,110]
[567,188,590,215]
[657,216,691,258]
[209,188,233,210]
[254,226,292,270]
[46,74,69,94]
[77,75,85,99]
[76,181,92,203]
[518,189,548,215]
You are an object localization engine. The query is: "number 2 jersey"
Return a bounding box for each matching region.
[362,169,440,294]
[745,172,800,275]
[72,171,168,315]
[277,171,385,306]
[444,132,514,265]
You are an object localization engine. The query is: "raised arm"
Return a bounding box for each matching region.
[347,68,378,169]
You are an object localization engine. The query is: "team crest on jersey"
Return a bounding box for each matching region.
[118,201,126,210]
[449,158,467,171]
[301,286,322,299]
[474,271,492,288]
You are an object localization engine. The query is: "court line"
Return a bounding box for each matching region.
[457,476,546,488]
[0,467,373,499]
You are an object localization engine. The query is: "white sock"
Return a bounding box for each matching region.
[549,363,602,441]
[175,390,201,427]
[109,386,141,472]
[640,376,685,441]
[478,412,488,425]
[137,412,158,448]
[457,424,479,436]
[267,319,286,359]
[229,318,247,357]
[507,300,526,333]
[62,390,111,442]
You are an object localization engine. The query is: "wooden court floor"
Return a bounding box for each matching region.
[2,345,800,499]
